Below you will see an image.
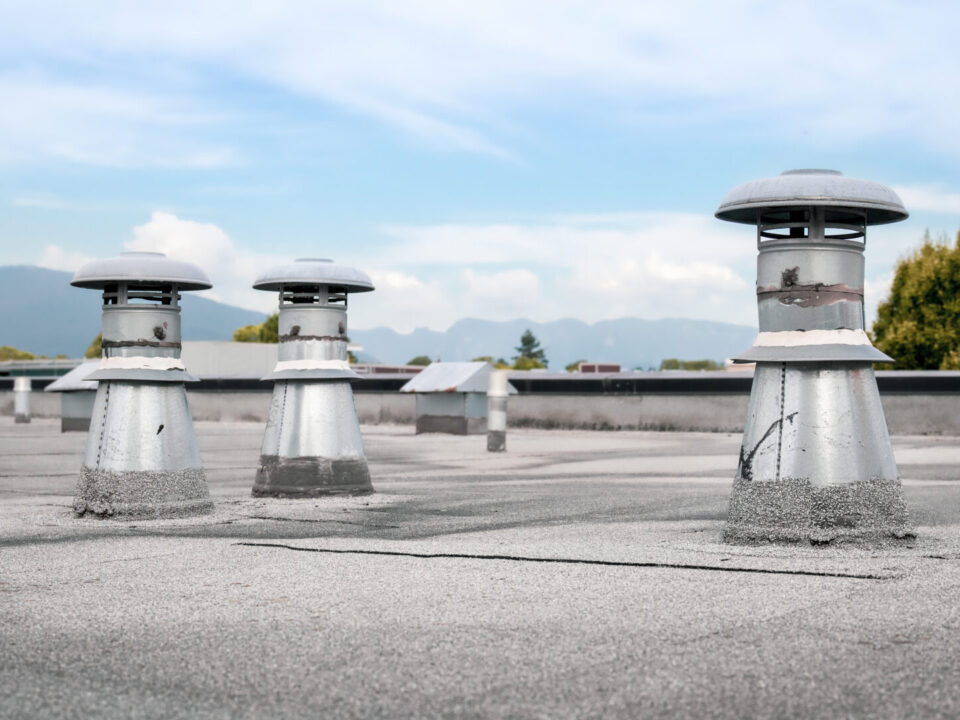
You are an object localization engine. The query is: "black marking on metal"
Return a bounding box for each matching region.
[101,339,182,349]
[156,424,164,435]
[776,362,786,481]
[278,334,345,342]
[234,542,888,580]
[94,382,110,469]
[277,381,288,439]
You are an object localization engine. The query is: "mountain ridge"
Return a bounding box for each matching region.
[0,265,757,367]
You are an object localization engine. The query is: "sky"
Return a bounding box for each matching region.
[1,0,959,333]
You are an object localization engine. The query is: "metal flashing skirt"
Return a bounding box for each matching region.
[725,362,911,543]
[253,381,373,497]
[75,382,212,518]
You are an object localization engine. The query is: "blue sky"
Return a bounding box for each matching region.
[1,0,959,332]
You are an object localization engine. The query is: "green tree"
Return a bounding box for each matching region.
[565,359,587,372]
[84,334,102,359]
[513,329,547,368]
[407,355,432,366]
[512,356,545,371]
[659,358,722,371]
[0,346,37,361]
[233,313,279,343]
[873,231,960,369]
[472,355,510,369]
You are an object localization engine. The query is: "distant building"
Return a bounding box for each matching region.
[400,361,517,435]
[578,362,621,373]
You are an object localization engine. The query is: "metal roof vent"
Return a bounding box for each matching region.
[716,170,912,543]
[70,251,213,518]
[251,257,375,497]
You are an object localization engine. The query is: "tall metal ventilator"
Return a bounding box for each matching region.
[71,251,213,518]
[252,258,375,497]
[716,169,912,543]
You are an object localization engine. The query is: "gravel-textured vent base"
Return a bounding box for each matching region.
[253,455,373,497]
[724,476,913,544]
[74,466,213,519]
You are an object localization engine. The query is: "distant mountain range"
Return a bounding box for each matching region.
[350,317,756,369]
[0,266,264,357]
[0,265,757,367]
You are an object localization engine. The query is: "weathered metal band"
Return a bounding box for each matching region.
[757,288,862,307]
[279,334,345,343]
[101,339,183,349]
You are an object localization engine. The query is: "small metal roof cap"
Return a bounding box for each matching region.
[715,169,908,225]
[253,258,375,293]
[71,251,212,290]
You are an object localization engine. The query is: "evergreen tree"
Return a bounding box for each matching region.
[513,329,547,368]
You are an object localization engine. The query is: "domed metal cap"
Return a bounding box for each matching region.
[716,169,908,225]
[71,251,212,290]
[253,258,375,293]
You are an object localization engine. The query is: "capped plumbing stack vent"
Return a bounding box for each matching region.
[716,169,912,543]
[13,377,31,423]
[70,251,213,518]
[487,370,509,451]
[251,258,374,497]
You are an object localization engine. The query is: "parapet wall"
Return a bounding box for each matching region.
[6,371,960,435]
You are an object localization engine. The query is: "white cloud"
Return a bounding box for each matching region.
[2,2,960,161]
[37,245,95,272]
[0,72,239,168]
[125,211,280,312]
[894,185,960,215]
[366,213,758,328]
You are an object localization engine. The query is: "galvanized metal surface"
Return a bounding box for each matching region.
[77,381,211,517]
[736,343,892,363]
[43,361,99,392]
[253,258,374,293]
[252,259,374,497]
[401,362,518,394]
[71,251,212,290]
[71,252,212,518]
[254,381,372,496]
[728,362,908,542]
[84,382,204,472]
[718,169,909,543]
[716,169,907,225]
[755,239,865,333]
[261,305,359,381]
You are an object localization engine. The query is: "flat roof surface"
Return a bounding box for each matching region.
[2,419,960,718]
